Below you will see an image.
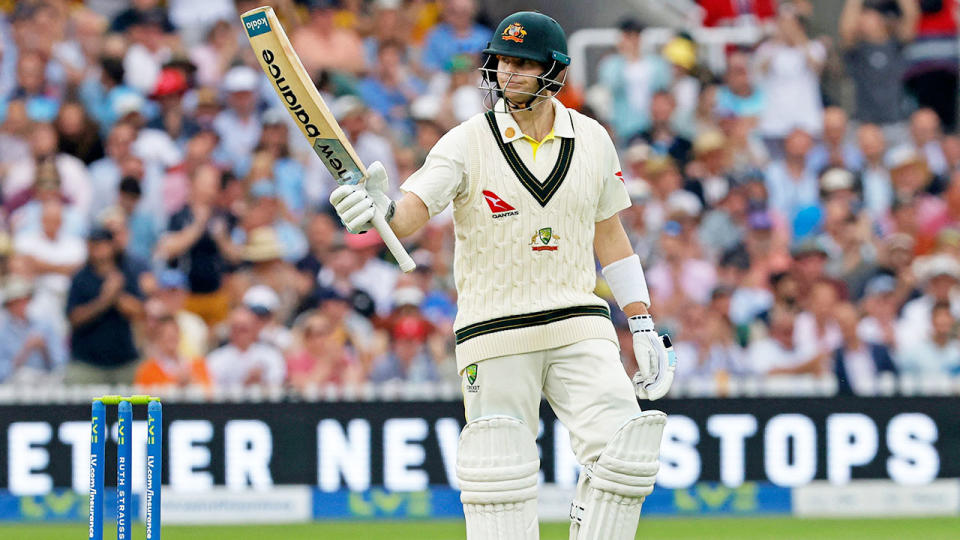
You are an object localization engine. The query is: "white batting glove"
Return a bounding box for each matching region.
[328,161,393,233]
[628,314,677,401]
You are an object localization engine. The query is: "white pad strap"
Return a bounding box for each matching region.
[601,254,651,308]
[572,410,666,540]
[458,416,540,540]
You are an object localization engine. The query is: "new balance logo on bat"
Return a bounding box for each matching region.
[483,190,519,218]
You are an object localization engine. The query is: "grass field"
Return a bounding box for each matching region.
[4,517,959,539]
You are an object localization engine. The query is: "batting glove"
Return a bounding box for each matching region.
[329,161,394,234]
[628,314,677,401]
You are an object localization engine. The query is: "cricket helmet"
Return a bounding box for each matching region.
[480,11,570,94]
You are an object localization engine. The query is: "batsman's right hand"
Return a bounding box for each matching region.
[329,161,393,234]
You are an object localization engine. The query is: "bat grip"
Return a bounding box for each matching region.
[371,211,416,273]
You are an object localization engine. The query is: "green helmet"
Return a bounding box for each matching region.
[481,11,570,92]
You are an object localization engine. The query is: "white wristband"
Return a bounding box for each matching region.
[601,254,651,309]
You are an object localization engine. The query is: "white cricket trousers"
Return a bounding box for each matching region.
[461,338,641,465]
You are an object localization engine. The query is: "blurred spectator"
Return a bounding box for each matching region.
[55,100,104,165]
[110,176,161,262]
[213,66,261,169]
[241,110,307,216]
[238,179,308,262]
[857,123,894,219]
[147,66,199,148]
[0,276,67,384]
[110,0,175,34]
[895,108,948,178]
[158,163,241,327]
[598,18,669,142]
[673,300,746,383]
[235,226,302,324]
[134,311,211,388]
[420,0,490,73]
[7,155,88,239]
[832,301,897,395]
[358,40,426,138]
[663,34,700,136]
[286,311,364,390]
[715,49,764,121]
[4,122,93,221]
[369,315,439,383]
[857,274,901,349]
[792,279,842,376]
[764,128,818,225]
[898,301,960,375]
[65,228,143,384]
[153,269,209,359]
[896,254,960,348]
[807,107,863,173]
[327,95,398,194]
[295,212,338,301]
[686,129,732,206]
[364,0,409,67]
[904,0,959,131]
[206,307,286,388]
[647,220,718,320]
[13,199,86,337]
[839,0,916,134]
[745,305,806,375]
[79,55,140,134]
[698,0,778,27]
[189,19,241,88]
[345,231,400,316]
[755,6,826,145]
[122,7,176,94]
[243,284,293,353]
[291,0,367,76]
[635,91,692,167]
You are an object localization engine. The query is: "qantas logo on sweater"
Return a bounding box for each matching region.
[482,190,519,218]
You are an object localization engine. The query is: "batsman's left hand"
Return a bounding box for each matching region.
[628,314,676,401]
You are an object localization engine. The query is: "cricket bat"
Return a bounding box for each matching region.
[241,6,415,273]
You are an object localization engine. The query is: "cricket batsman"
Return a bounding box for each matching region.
[330,11,676,540]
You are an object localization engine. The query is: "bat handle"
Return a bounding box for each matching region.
[371,211,416,273]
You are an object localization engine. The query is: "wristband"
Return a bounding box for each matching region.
[602,254,651,309]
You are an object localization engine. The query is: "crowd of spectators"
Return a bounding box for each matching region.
[0,0,958,397]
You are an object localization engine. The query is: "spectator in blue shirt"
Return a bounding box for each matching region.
[0,275,67,383]
[420,0,490,73]
[358,40,425,140]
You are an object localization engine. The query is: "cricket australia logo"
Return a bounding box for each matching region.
[502,22,527,43]
[530,227,560,251]
[465,364,479,393]
[482,190,518,218]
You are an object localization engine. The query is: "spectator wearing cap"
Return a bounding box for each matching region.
[147,66,200,147]
[121,6,177,94]
[6,155,88,240]
[153,269,209,359]
[238,180,308,262]
[65,227,144,384]
[634,91,692,167]
[112,92,183,172]
[3,122,94,221]
[420,0,490,73]
[897,301,960,375]
[314,284,377,360]
[109,176,161,262]
[134,311,211,389]
[0,276,68,383]
[243,285,293,354]
[896,254,960,349]
[206,307,286,388]
[856,123,894,220]
[685,129,732,207]
[754,7,826,146]
[839,0,916,136]
[807,108,864,175]
[234,226,302,324]
[857,274,900,349]
[55,100,105,165]
[598,17,670,142]
[213,66,261,169]
[158,163,241,327]
[291,0,367,76]
[369,315,440,383]
[358,40,426,139]
[832,302,897,396]
[286,311,364,391]
[764,128,819,227]
[662,34,700,137]
[12,199,87,338]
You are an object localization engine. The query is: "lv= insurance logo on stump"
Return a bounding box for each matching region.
[89,395,162,539]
